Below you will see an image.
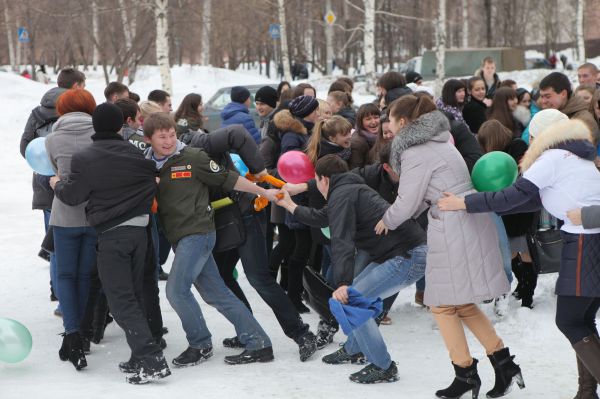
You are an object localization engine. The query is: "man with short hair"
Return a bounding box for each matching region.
[104,82,130,103]
[577,63,600,89]
[148,89,172,113]
[255,86,278,139]
[478,57,501,99]
[114,98,146,150]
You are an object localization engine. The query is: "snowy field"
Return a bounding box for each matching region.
[0,66,590,398]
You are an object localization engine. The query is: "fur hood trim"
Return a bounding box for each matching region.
[520,118,592,171]
[273,110,307,135]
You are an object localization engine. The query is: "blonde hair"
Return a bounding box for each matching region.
[306,115,352,163]
[317,99,331,119]
[139,100,163,120]
[327,90,353,107]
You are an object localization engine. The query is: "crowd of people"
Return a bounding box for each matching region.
[18,57,600,398]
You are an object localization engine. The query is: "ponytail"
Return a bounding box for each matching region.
[306,119,326,164]
[389,94,437,123]
[306,116,353,163]
[328,90,353,108]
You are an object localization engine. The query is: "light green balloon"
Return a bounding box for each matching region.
[233,267,239,281]
[321,227,331,239]
[0,318,33,363]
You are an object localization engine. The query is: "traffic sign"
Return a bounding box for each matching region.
[269,24,281,40]
[324,10,336,26]
[17,27,30,43]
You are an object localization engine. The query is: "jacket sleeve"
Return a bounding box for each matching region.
[348,139,368,169]
[464,177,542,214]
[260,137,278,176]
[293,205,329,227]
[194,151,240,191]
[451,121,483,173]
[20,112,38,158]
[53,154,92,206]
[281,133,303,154]
[383,152,433,230]
[329,197,357,287]
[582,205,600,230]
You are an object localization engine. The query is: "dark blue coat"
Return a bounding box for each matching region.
[220,102,260,144]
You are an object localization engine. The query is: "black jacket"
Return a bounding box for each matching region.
[443,112,483,172]
[462,98,487,134]
[295,173,426,286]
[337,107,356,126]
[53,134,157,233]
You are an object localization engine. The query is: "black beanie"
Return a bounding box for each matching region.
[289,95,319,119]
[231,86,251,103]
[92,102,124,136]
[405,71,423,84]
[255,86,278,109]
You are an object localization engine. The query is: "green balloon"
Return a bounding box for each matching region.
[233,267,238,281]
[321,227,331,239]
[471,151,518,192]
[0,318,32,363]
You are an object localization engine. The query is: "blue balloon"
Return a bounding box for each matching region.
[25,137,54,176]
[230,153,249,176]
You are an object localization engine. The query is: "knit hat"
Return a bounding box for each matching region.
[529,109,568,139]
[230,86,251,103]
[289,95,319,118]
[255,86,278,109]
[92,102,124,136]
[405,71,423,84]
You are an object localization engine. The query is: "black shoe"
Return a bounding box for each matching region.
[162,326,169,335]
[81,336,91,354]
[156,337,167,350]
[436,359,481,399]
[349,362,399,384]
[296,332,317,362]
[172,346,213,367]
[486,348,525,398]
[224,347,274,365]
[511,256,523,300]
[159,267,169,281]
[59,332,87,371]
[322,347,366,365]
[223,336,245,349]
[316,319,339,349]
[519,262,537,309]
[119,358,141,374]
[38,248,51,262]
[126,357,171,384]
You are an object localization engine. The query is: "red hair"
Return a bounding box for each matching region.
[56,88,96,116]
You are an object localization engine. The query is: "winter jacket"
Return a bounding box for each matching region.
[477,71,501,99]
[121,125,148,151]
[220,102,260,144]
[443,112,483,173]
[382,110,508,306]
[336,107,356,126]
[295,173,426,286]
[45,112,94,227]
[462,98,487,134]
[148,145,239,245]
[436,98,465,123]
[176,117,203,138]
[53,133,156,233]
[560,95,598,134]
[21,87,66,210]
[261,109,287,224]
[348,130,376,169]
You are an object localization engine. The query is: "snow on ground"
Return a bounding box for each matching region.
[0,66,590,398]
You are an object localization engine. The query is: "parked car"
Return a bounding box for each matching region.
[203,84,278,132]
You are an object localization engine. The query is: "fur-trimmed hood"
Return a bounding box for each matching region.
[390,110,451,173]
[273,109,307,135]
[520,118,595,171]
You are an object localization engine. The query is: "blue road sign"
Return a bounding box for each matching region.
[17,27,30,43]
[269,24,281,40]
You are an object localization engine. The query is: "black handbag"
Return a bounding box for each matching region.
[526,212,562,274]
[302,267,336,323]
[213,203,246,253]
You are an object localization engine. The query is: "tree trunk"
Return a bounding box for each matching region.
[155,0,173,95]
[484,0,492,47]
[4,1,16,71]
[576,0,586,63]
[15,20,21,70]
[277,0,292,82]
[325,0,334,74]
[363,0,376,92]
[435,0,446,97]
[461,0,468,48]
[92,0,99,70]
[200,0,211,65]
[118,0,136,84]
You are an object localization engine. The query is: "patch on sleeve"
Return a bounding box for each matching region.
[209,160,221,173]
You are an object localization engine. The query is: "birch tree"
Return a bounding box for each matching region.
[91,0,99,70]
[277,0,292,82]
[3,1,16,71]
[155,0,172,95]
[435,0,446,96]
[576,0,586,63]
[325,0,334,74]
[200,0,211,65]
[461,0,468,48]
[363,0,376,92]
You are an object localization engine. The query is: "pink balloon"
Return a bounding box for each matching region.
[277,151,315,184]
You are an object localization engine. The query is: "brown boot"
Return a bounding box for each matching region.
[573,336,600,386]
[415,290,425,306]
[574,356,599,399]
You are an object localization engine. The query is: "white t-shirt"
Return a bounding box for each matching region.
[523,149,600,234]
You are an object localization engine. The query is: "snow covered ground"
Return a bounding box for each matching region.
[0,66,590,398]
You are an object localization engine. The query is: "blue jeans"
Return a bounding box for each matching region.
[53,226,97,333]
[343,245,427,369]
[491,213,513,284]
[43,210,59,304]
[167,232,271,350]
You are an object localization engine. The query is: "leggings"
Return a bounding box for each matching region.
[556,295,600,344]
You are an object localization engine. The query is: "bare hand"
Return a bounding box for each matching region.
[282,183,307,196]
[567,208,583,225]
[437,192,466,211]
[255,169,268,179]
[155,177,161,184]
[262,188,280,202]
[483,98,493,107]
[374,219,389,235]
[275,189,297,213]
[332,285,349,304]
[49,175,60,190]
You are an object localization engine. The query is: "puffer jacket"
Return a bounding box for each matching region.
[383,110,508,307]
[220,102,260,144]
[561,95,598,136]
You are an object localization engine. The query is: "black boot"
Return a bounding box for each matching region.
[126,356,171,384]
[119,358,141,374]
[519,262,537,309]
[436,359,481,399]
[224,347,274,365]
[295,331,317,362]
[91,293,109,344]
[486,347,525,398]
[172,346,213,367]
[510,256,523,299]
[223,336,245,349]
[322,347,366,365]
[574,355,599,399]
[59,332,87,371]
[349,362,399,384]
[316,319,339,349]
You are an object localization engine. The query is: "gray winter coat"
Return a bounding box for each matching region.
[382,110,508,307]
[45,112,94,227]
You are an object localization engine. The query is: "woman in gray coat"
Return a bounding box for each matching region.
[45,88,97,371]
[375,95,523,399]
